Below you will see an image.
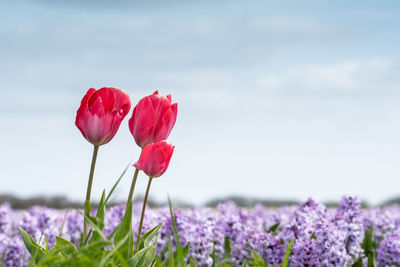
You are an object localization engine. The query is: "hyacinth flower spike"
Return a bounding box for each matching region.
[133,141,174,252]
[75,87,131,238]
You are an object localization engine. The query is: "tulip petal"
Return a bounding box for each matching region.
[88,88,116,115]
[75,87,131,146]
[88,95,106,117]
[131,97,155,147]
[129,91,177,148]
[113,88,131,115]
[134,141,174,178]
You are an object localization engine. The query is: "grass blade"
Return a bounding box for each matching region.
[105,161,131,205]
[282,239,293,267]
[168,197,185,267]
[17,226,46,263]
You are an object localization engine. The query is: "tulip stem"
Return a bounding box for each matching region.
[135,176,153,253]
[83,145,99,239]
[127,168,140,205]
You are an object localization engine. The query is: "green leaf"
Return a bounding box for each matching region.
[82,213,109,242]
[211,237,233,267]
[352,258,363,267]
[55,236,77,255]
[362,227,374,252]
[0,248,7,266]
[266,223,280,234]
[114,201,134,260]
[80,239,112,253]
[224,237,231,258]
[168,198,185,267]
[99,234,130,267]
[153,257,165,267]
[282,239,293,267]
[188,256,198,267]
[211,242,217,267]
[91,190,106,243]
[182,244,190,258]
[45,237,49,253]
[248,250,266,267]
[168,237,175,267]
[82,229,93,246]
[311,233,316,240]
[18,226,47,263]
[105,161,131,205]
[81,200,92,247]
[138,224,162,251]
[367,255,377,267]
[84,200,91,217]
[362,227,378,267]
[128,246,156,267]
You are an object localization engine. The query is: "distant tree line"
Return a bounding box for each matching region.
[0,194,393,209]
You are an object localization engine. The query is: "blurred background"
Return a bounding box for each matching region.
[1,0,400,208]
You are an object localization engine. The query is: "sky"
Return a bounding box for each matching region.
[1,0,400,206]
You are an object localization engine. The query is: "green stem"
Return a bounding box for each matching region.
[83,145,99,239]
[135,176,153,252]
[126,168,140,205]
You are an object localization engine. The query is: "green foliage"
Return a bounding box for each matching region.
[281,239,293,267]
[17,196,153,267]
[55,237,77,255]
[16,165,155,267]
[16,166,202,267]
[128,246,156,267]
[248,250,266,267]
[349,227,379,267]
[113,202,134,260]
[105,162,131,205]
[0,249,6,266]
[352,258,363,267]
[167,198,186,267]
[91,191,106,244]
[137,224,161,251]
[360,227,378,267]
[211,238,233,267]
[18,226,46,263]
[266,223,280,234]
[187,257,198,267]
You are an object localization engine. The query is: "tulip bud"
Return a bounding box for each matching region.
[129,91,177,148]
[75,87,131,146]
[134,141,175,178]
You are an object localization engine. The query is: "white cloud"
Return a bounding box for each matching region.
[258,58,400,93]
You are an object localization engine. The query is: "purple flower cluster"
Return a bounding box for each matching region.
[334,197,364,260]
[377,229,400,266]
[1,197,400,266]
[286,199,350,266]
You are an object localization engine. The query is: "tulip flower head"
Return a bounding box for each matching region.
[129,91,177,148]
[75,87,131,146]
[134,141,175,178]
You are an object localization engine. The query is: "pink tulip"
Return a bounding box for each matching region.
[129,91,177,148]
[134,141,175,178]
[75,87,131,146]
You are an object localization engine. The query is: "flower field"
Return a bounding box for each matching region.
[3,88,399,266]
[1,197,400,266]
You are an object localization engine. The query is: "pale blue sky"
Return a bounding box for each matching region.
[1,0,400,205]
